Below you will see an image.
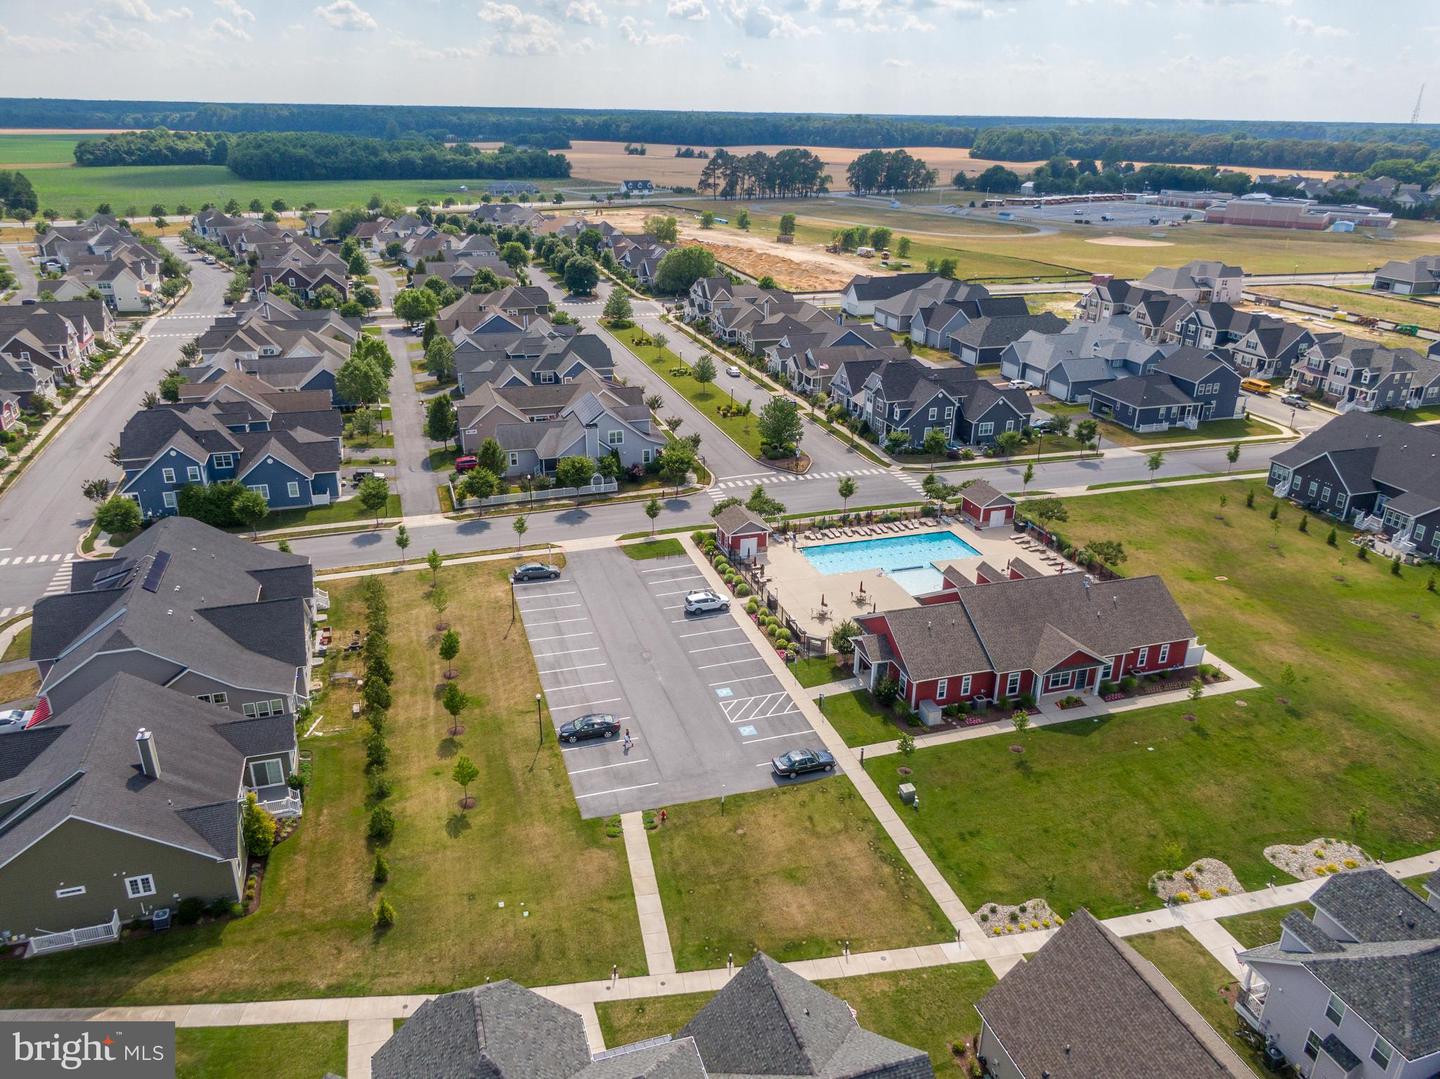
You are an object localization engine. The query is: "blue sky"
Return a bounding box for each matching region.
[0,1,1434,124]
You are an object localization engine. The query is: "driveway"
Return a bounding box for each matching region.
[516,547,832,818]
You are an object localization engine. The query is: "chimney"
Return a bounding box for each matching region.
[136,728,161,779]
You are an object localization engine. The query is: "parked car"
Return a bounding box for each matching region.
[512,562,561,582]
[351,468,387,483]
[771,747,835,778]
[1006,379,1033,390]
[455,455,479,472]
[683,590,730,615]
[558,712,620,744]
[0,709,34,735]
[726,364,741,377]
[1280,394,1310,409]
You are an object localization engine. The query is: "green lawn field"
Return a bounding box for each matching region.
[0,134,83,166]
[176,1023,349,1079]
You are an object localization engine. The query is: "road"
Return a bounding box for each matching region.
[1,243,38,300]
[0,245,230,616]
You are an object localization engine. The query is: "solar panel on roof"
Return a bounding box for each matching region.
[141,551,171,593]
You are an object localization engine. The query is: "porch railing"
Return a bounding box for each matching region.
[27,909,122,956]
[258,791,304,818]
[313,587,330,610]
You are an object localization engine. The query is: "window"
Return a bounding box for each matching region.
[186,465,201,482]
[287,481,300,498]
[898,671,908,695]
[1416,525,1427,543]
[508,452,520,468]
[242,699,285,718]
[607,430,624,446]
[1371,1037,1393,1069]
[945,407,954,419]
[162,491,177,510]
[1004,419,1016,432]
[1157,644,1170,665]
[1047,671,1073,691]
[936,679,948,700]
[977,422,994,437]
[248,484,269,500]
[213,453,235,469]
[250,759,285,788]
[959,675,971,697]
[1325,994,1345,1025]
[1307,481,1318,498]
[1321,485,1331,502]
[1303,1032,1321,1060]
[55,885,87,898]
[196,692,229,706]
[1005,672,1021,696]
[928,407,937,421]
[125,874,156,899]
[161,467,176,484]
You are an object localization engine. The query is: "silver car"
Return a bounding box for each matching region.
[683,590,730,615]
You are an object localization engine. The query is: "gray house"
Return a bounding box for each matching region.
[1236,869,1440,1079]
[30,517,320,721]
[373,952,933,1078]
[0,673,296,954]
[1000,316,1167,403]
[976,910,1252,1079]
[1373,255,1440,295]
[1088,348,1244,433]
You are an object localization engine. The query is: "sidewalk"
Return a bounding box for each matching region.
[621,811,677,976]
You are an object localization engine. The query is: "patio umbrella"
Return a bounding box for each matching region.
[820,594,827,607]
[858,580,865,594]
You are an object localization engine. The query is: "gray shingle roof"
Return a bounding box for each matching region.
[714,505,768,536]
[1271,412,1440,519]
[1312,868,1440,942]
[975,911,1252,1078]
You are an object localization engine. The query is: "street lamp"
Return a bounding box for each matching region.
[536,693,544,745]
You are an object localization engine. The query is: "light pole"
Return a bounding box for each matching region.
[536,693,543,745]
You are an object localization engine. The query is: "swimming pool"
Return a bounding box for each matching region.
[801,531,981,595]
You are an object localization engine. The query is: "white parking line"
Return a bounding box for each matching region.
[519,602,583,612]
[654,586,705,597]
[523,616,590,627]
[574,782,660,800]
[638,565,690,573]
[527,630,596,643]
[677,627,745,638]
[518,590,577,600]
[534,646,601,657]
[743,730,816,745]
[568,758,651,775]
[542,679,616,691]
[697,656,767,670]
[536,661,609,675]
[550,697,623,712]
[707,673,777,687]
[686,642,753,655]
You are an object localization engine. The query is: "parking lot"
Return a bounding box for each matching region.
[514,547,832,818]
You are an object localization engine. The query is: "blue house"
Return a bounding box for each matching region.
[1088,348,1243,433]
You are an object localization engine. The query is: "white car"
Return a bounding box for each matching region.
[1006,379,1033,390]
[683,590,730,615]
[726,365,741,378]
[0,708,34,735]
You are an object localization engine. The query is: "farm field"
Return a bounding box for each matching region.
[1260,283,1440,332]
[0,134,84,165]
[864,482,1440,919]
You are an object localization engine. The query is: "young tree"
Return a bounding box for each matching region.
[657,439,696,495]
[394,523,411,562]
[778,213,797,237]
[995,430,1025,458]
[644,496,661,535]
[427,548,443,585]
[232,488,269,537]
[421,317,438,349]
[357,475,391,525]
[81,477,113,503]
[461,468,499,502]
[95,495,141,536]
[693,353,717,386]
[1030,497,1068,531]
[563,255,599,296]
[1146,450,1165,483]
[424,337,456,382]
[425,395,458,448]
[1074,418,1098,453]
[555,454,596,492]
[736,209,751,230]
[1011,709,1030,734]
[603,290,633,326]
[922,427,948,466]
[452,754,479,810]
[430,580,450,626]
[512,514,528,550]
[756,396,803,458]
[922,472,950,503]
[644,392,665,412]
[652,330,669,356]
[439,629,460,679]
[837,475,857,511]
[1022,461,1035,492]
[476,437,506,476]
[441,681,469,736]
[1226,443,1241,473]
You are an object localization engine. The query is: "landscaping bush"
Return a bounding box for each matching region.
[373,896,396,929]
[206,896,233,918]
[373,852,390,884]
[241,792,277,858]
[175,897,207,926]
[367,773,392,802]
[368,806,396,844]
[874,676,899,706]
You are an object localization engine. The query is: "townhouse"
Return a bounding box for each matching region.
[1139,260,1244,303]
[456,372,664,477]
[1288,335,1440,413]
[832,356,1034,449]
[454,330,615,396]
[469,202,544,229]
[852,571,1201,714]
[840,271,946,317]
[1087,348,1244,433]
[35,217,162,313]
[762,320,897,391]
[1235,870,1440,1079]
[1000,315,1169,403]
[0,299,113,385]
[1373,255,1440,296]
[1268,412,1440,560]
[250,239,349,302]
[1223,314,1316,379]
[437,287,551,336]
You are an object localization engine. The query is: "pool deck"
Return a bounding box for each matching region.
[762,519,1074,638]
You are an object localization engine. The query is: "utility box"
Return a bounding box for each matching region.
[898,783,917,805]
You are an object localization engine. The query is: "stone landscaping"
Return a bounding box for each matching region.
[1265,838,1375,880]
[1149,858,1244,904]
[975,898,1062,937]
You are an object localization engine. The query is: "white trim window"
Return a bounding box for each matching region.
[1005,672,1021,696]
[287,481,301,498]
[977,421,995,437]
[959,675,971,697]
[249,759,286,788]
[125,874,157,899]
[1157,644,1170,665]
[162,491,178,510]
[641,449,652,464]
[1371,1037,1393,1069]
[242,698,285,718]
[161,467,176,484]
[508,452,520,468]
[55,885,87,898]
[936,678,948,700]
[213,452,235,469]
[1324,994,1345,1025]
[1047,671,1073,691]
[187,466,202,482]
[248,484,269,500]
[196,692,229,706]
[607,430,624,446]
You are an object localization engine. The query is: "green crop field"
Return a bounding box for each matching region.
[0,134,84,166]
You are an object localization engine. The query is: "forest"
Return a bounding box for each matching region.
[697,148,832,199]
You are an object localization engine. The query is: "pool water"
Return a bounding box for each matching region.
[802,531,981,595]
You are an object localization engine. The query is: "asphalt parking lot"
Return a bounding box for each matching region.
[515,547,832,818]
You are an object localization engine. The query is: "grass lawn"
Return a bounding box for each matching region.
[821,689,901,749]
[1405,873,1434,897]
[648,780,952,970]
[176,1023,348,1079]
[0,665,39,703]
[344,433,396,451]
[1127,929,1262,1077]
[596,963,997,1071]
[2,625,31,662]
[1220,903,1313,950]
[622,537,685,559]
[788,654,852,689]
[610,325,762,456]
[866,482,1440,919]
[0,562,642,1006]
[256,494,403,532]
[1379,405,1440,424]
[0,134,83,165]
[1036,402,1276,450]
[1263,284,1440,332]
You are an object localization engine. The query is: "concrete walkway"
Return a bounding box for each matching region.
[346,1018,394,1079]
[622,811,677,976]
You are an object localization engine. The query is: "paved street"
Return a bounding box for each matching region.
[1,242,39,300]
[0,245,231,616]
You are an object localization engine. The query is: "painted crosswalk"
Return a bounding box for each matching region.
[43,559,75,597]
[705,467,890,501]
[0,606,29,619]
[0,553,74,569]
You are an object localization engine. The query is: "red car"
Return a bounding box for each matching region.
[455,455,478,473]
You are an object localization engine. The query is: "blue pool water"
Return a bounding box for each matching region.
[801,531,981,595]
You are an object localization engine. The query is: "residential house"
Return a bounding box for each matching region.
[786,343,908,397]
[372,952,932,1079]
[0,673,298,954]
[454,331,614,395]
[1139,260,1244,303]
[191,209,245,239]
[1373,255,1440,296]
[1078,277,1168,322]
[1288,335,1440,413]
[838,357,1034,448]
[488,180,539,197]
[115,391,341,519]
[975,910,1252,1078]
[1088,348,1244,433]
[30,517,321,720]
[469,203,544,229]
[1268,412,1440,559]
[999,315,1167,403]
[619,179,655,196]
[762,320,896,386]
[853,571,1200,713]
[350,219,390,250]
[1130,291,1196,343]
[946,312,1067,366]
[1224,315,1315,379]
[304,210,330,238]
[0,390,20,431]
[54,259,157,313]
[874,279,982,333]
[251,241,349,302]
[456,373,661,476]
[0,301,112,384]
[1234,869,1440,1079]
[437,287,550,335]
[840,271,944,317]
[0,349,56,409]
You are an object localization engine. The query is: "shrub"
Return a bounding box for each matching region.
[1198,889,1213,900]
[364,728,390,771]
[1218,886,1231,896]
[242,792,277,858]
[1342,858,1358,869]
[206,895,233,918]
[1175,891,1191,903]
[368,806,396,844]
[1008,910,1019,923]
[373,896,396,929]
[979,911,989,922]
[736,583,751,597]
[745,598,759,614]
[175,897,207,926]
[368,773,392,802]
[874,676,899,705]
[1183,870,1196,881]
[373,852,390,883]
[229,902,245,918]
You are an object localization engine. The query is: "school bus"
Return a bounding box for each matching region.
[1241,378,1272,395]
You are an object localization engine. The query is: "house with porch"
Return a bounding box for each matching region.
[836,357,1034,449]
[713,504,770,562]
[852,571,1199,715]
[1140,260,1244,303]
[1087,348,1244,433]
[1287,335,1440,413]
[1268,412,1440,560]
[0,673,299,955]
[1234,869,1440,1079]
[1224,315,1315,379]
[999,315,1166,403]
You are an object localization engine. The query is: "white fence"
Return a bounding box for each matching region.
[259,791,304,818]
[449,477,618,511]
[27,909,122,956]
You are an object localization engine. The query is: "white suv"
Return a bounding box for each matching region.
[683,590,730,615]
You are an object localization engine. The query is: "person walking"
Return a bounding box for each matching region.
[623,727,633,752]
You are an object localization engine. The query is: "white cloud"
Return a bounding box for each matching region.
[1284,15,1347,38]
[215,0,255,22]
[0,24,78,53]
[722,49,754,70]
[564,0,606,24]
[207,16,250,39]
[113,0,192,21]
[667,0,709,19]
[618,14,687,44]
[716,0,817,37]
[313,0,378,31]
[882,56,910,67]
[479,2,562,53]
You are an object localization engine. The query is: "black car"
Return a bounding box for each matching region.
[771,747,835,778]
[558,713,621,744]
[512,562,561,582]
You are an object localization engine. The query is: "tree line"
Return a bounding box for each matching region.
[698,148,831,199]
[74,128,230,167]
[224,134,569,182]
[845,149,937,195]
